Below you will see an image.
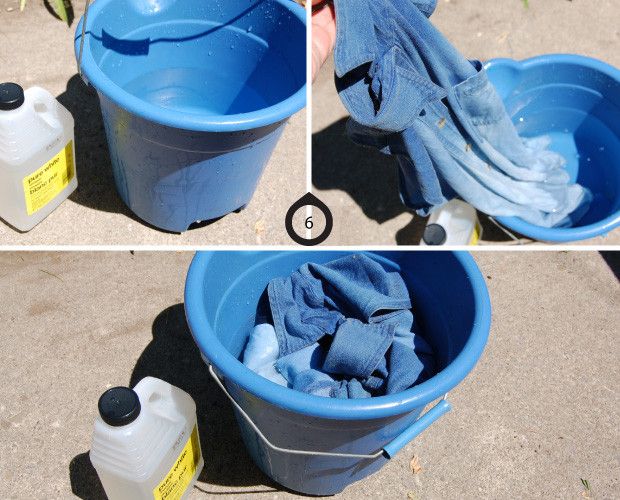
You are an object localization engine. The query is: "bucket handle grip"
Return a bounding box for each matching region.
[209,365,451,460]
[382,397,451,458]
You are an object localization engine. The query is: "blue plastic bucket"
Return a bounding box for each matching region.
[486,54,620,242]
[185,251,491,495]
[75,0,306,232]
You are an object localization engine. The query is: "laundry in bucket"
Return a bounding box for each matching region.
[332,0,591,228]
[243,254,435,399]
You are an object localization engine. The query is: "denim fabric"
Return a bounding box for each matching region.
[322,319,394,378]
[242,254,436,399]
[333,0,591,227]
[268,253,412,356]
[275,343,371,399]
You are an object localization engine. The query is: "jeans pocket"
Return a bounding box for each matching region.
[367,46,447,132]
[338,46,446,132]
[454,69,505,127]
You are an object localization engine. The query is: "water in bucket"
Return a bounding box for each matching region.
[512,103,617,227]
[122,67,269,116]
[487,55,620,241]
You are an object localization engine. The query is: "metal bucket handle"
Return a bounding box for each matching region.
[77,0,93,81]
[209,364,451,460]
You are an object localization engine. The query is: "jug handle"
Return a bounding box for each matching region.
[209,364,451,460]
[28,87,63,129]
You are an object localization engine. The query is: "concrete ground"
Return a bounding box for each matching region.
[312,0,620,246]
[0,0,305,245]
[1,251,618,499]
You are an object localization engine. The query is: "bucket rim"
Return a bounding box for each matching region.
[485,54,620,242]
[484,52,620,80]
[495,212,620,242]
[74,0,306,132]
[184,251,492,420]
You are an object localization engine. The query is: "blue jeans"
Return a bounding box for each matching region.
[333,0,591,227]
[242,254,435,399]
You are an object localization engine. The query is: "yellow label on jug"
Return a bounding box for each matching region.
[22,141,75,215]
[469,220,482,246]
[153,425,201,500]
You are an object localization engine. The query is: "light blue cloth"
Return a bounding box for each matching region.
[242,254,435,399]
[333,0,591,227]
[242,323,287,387]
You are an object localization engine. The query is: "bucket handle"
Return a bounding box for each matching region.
[77,0,93,82]
[208,365,451,460]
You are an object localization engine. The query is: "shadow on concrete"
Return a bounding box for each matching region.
[69,304,279,498]
[131,304,277,491]
[312,118,408,224]
[394,218,427,245]
[312,118,440,245]
[600,251,620,281]
[56,75,134,218]
[69,453,106,500]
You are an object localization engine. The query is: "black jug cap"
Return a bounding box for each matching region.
[0,83,25,111]
[422,223,447,245]
[98,387,141,427]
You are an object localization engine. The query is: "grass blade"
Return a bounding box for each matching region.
[53,0,69,24]
[19,0,27,12]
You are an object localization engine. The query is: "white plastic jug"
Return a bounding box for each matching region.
[420,199,482,246]
[90,377,204,500]
[0,82,76,231]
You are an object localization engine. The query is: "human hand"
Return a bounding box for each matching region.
[312,0,336,80]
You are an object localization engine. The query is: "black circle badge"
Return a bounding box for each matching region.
[285,192,333,246]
